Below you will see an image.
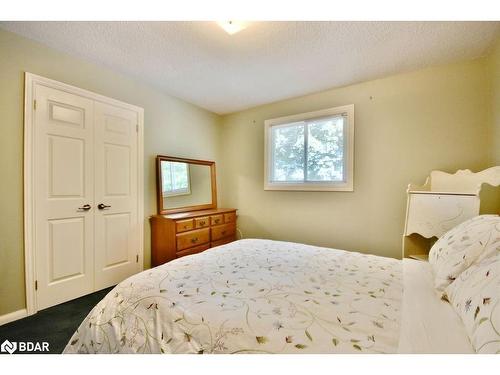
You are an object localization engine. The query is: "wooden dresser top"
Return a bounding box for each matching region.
[151,208,237,220]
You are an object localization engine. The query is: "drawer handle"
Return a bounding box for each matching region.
[214,219,220,224]
[221,231,226,235]
[184,225,188,229]
[191,237,198,243]
[200,221,205,225]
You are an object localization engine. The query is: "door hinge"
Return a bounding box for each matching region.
[136,254,139,263]
[136,124,139,132]
[33,100,37,110]
[35,280,38,291]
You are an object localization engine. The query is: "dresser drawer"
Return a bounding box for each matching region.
[211,223,236,241]
[194,216,209,229]
[177,228,210,250]
[210,215,223,226]
[211,237,234,248]
[224,212,236,224]
[176,219,194,233]
[176,243,210,258]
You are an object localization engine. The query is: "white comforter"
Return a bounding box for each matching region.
[64,239,403,354]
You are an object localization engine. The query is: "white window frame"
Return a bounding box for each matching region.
[264,104,354,191]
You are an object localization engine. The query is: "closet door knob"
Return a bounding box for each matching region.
[98,203,111,210]
[77,204,92,211]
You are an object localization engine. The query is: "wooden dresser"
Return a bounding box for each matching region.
[150,208,237,266]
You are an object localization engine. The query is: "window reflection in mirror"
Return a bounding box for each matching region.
[161,161,191,197]
[160,160,213,210]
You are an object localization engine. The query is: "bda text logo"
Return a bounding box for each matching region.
[0,339,49,354]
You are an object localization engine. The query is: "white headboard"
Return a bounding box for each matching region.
[408,166,500,195]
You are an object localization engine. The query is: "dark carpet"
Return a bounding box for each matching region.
[0,287,113,354]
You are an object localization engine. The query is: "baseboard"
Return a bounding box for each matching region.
[0,309,28,326]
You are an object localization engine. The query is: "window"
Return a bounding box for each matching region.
[161,161,191,197]
[264,105,354,191]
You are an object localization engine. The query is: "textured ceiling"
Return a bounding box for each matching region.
[1,21,498,114]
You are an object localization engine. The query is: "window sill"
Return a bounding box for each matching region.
[264,182,354,192]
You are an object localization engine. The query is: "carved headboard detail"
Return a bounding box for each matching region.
[408,166,500,195]
[402,166,499,259]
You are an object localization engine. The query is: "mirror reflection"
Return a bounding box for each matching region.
[161,160,213,210]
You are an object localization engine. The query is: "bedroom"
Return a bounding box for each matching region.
[0,0,499,371]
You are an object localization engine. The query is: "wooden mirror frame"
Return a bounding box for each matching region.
[156,155,217,215]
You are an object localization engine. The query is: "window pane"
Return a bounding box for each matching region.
[171,162,189,190]
[271,123,305,182]
[162,162,173,192]
[306,116,344,182]
[162,161,190,196]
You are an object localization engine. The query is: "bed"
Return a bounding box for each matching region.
[63,238,475,354]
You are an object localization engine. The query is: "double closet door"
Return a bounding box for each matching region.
[32,80,143,310]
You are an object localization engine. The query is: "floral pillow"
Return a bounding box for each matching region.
[428,215,499,291]
[444,254,500,353]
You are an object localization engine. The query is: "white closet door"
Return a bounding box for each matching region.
[94,101,140,290]
[34,85,95,310]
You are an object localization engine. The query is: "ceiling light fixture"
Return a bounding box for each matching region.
[217,21,248,35]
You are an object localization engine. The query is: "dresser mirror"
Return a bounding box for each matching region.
[156,155,217,214]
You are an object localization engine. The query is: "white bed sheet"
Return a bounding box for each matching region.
[398,258,473,353]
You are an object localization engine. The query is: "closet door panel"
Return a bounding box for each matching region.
[34,85,95,310]
[94,102,139,289]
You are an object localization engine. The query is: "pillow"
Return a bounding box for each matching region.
[445,254,500,354]
[429,215,500,291]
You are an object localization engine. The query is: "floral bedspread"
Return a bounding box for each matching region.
[64,239,403,354]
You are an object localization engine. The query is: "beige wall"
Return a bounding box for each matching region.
[489,38,500,164]
[219,58,498,260]
[0,29,221,315]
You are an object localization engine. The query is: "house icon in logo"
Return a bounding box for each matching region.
[1,339,17,354]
